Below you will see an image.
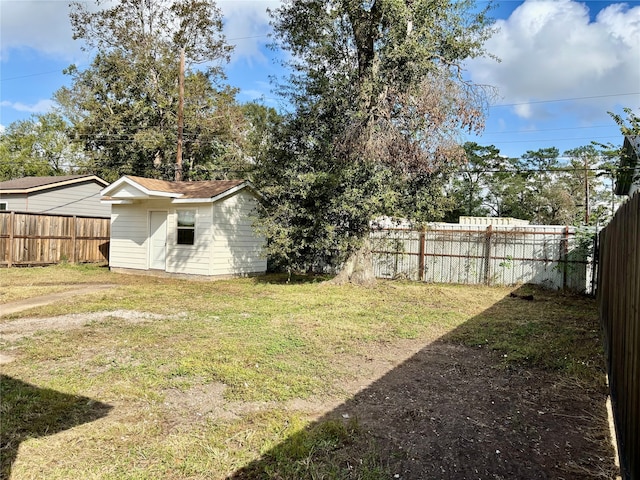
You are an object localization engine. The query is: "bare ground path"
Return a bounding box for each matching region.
[0,284,116,317]
[0,284,117,364]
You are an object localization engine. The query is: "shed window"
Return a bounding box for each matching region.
[177,210,196,245]
[0,202,6,211]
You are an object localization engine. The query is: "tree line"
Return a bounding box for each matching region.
[0,0,637,279]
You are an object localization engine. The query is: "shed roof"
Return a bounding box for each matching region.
[0,175,108,194]
[125,176,245,198]
[101,176,257,204]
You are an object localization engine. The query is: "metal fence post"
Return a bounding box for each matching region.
[418,227,426,281]
[484,225,492,285]
[562,226,569,290]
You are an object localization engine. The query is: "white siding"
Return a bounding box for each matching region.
[115,184,150,198]
[108,203,150,270]
[211,191,267,276]
[165,204,214,276]
[109,204,149,270]
[12,182,110,217]
[108,191,266,277]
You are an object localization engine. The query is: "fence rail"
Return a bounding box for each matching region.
[371,224,595,293]
[598,193,640,480]
[0,211,110,267]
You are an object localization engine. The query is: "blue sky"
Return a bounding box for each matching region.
[1,0,639,160]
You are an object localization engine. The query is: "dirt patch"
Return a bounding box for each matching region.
[158,338,430,431]
[231,341,618,480]
[0,284,117,317]
[331,342,615,480]
[0,310,169,342]
[159,338,616,479]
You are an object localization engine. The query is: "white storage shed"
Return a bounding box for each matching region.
[101,176,266,278]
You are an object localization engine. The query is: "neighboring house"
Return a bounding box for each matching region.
[101,175,267,278]
[615,135,640,197]
[458,216,530,226]
[0,175,110,217]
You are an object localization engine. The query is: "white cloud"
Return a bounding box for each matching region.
[241,89,269,100]
[1,0,278,64]
[0,1,83,61]
[1,99,56,114]
[467,0,640,121]
[219,1,279,64]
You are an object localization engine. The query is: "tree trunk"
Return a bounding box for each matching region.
[329,238,376,286]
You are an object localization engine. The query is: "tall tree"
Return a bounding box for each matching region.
[481,156,530,219]
[0,113,85,181]
[561,145,609,225]
[55,0,243,182]
[444,142,501,222]
[240,102,283,173]
[519,147,561,223]
[454,144,613,226]
[257,0,495,281]
[600,107,640,198]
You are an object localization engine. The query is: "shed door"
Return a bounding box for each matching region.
[149,211,167,270]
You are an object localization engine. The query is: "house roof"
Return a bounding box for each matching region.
[0,175,109,194]
[615,135,640,196]
[101,175,257,204]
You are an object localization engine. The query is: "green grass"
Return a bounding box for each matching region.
[445,284,606,383]
[0,266,608,479]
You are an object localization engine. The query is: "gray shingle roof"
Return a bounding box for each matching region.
[0,175,108,192]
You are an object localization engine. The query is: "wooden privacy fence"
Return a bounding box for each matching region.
[598,193,640,480]
[371,223,596,293]
[0,211,110,267]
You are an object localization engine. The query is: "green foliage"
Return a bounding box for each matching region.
[561,145,611,225]
[55,0,247,182]
[446,144,614,226]
[241,102,283,172]
[258,0,495,273]
[0,113,85,181]
[444,142,499,221]
[446,286,605,383]
[607,107,640,136]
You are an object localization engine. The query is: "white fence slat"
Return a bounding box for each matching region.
[371,224,595,293]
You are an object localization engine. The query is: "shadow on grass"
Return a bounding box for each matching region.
[228,285,617,479]
[0,375,112,480]
[251,273,332,285]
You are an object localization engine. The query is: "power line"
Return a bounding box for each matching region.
[490,92,640,108]
[474,135,621,144]
[0,34,271,82]
[0,69,68,81]
[478,124,617,135]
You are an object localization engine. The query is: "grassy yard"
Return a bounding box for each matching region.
[0,265,616,479]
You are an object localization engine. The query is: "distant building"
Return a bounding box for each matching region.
[615,135,640,197]
[458,216,530,226]
[0,175,110,217]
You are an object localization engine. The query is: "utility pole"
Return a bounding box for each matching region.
[584,155,590,224]
[176,47,185,181]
